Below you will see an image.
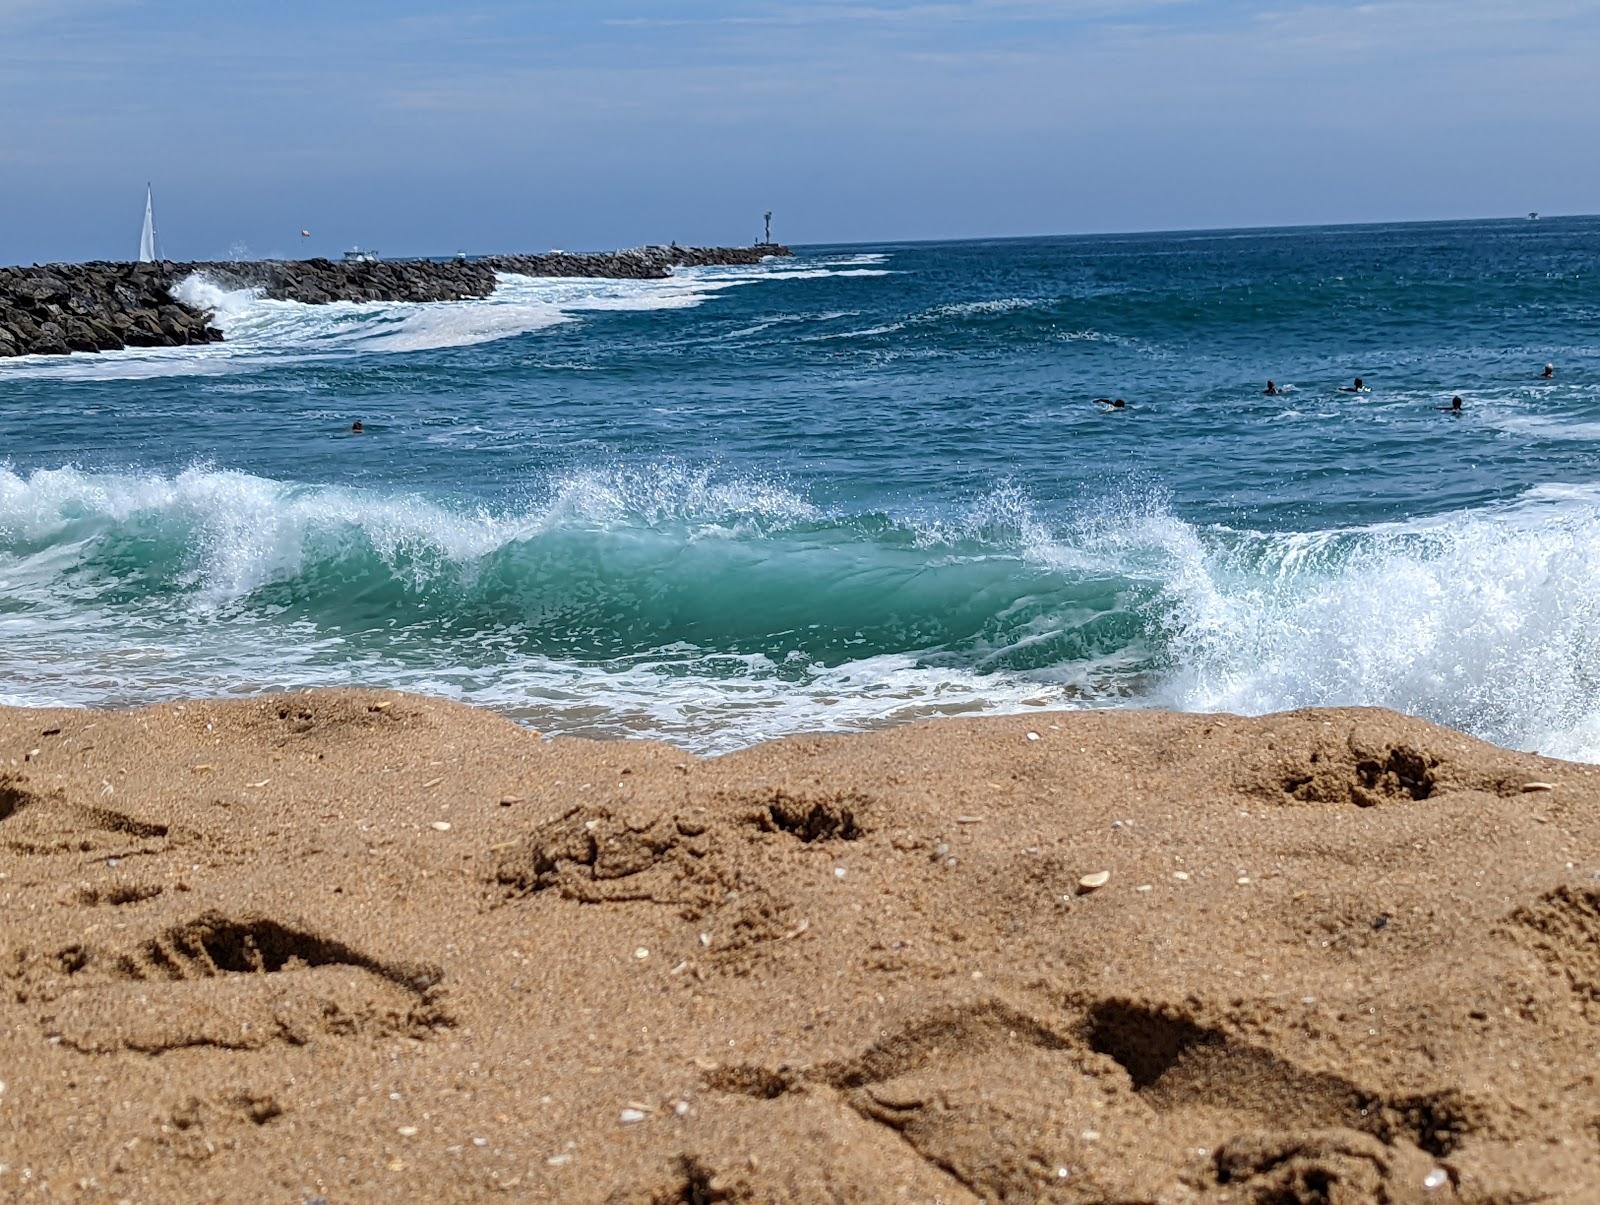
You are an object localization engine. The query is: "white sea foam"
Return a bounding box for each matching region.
[808,321,909,341]
[1151,487,1600,760]
[719,310,857,340]
[814,253,889,267]
[930,297,1043,318]
[1485,413,1600,443]
[6,463,1600,759]
[0,461,823,604]
[806,295,1094,346]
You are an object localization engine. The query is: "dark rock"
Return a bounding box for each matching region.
[31,321,69,355]
[62,320,102,353]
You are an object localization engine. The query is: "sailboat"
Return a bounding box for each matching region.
[137,184,158,262]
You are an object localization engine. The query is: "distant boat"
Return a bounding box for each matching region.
[1529,212,1540,221]
[137,184,158,262]
[343,247,380,263]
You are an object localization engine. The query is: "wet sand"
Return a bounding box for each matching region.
[2,691,1597,1202]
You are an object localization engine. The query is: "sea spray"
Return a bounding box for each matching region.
[5,461,1600,757]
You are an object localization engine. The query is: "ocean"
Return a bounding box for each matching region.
[2,218,1598,757]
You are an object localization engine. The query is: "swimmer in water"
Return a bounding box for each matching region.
[351,420,364,433]
[1436,396,1463,413]
[1094,398,1126,409]
[1338,377,1369,393]
[1264,380,1279,396]
[1542,363,1555,380]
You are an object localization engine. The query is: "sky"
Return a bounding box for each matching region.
[2,0,1598,262]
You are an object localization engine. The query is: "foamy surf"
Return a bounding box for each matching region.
[4,462,1600,758]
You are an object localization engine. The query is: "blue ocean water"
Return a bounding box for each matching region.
[3,218,1599,756]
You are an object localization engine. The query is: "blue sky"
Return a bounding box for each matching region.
[3,0,1597,261]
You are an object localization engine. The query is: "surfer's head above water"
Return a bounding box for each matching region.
[1543,363,1555,379]
[1265,380,1279,395]
[1094,398,1126,409]
[1340,377,1367,393]
[351,420,364,434]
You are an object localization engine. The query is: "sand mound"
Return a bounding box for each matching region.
[2,694,1597,1201]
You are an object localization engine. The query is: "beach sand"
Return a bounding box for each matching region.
[2,690,1597,1202]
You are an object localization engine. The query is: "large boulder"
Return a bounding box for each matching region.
[62,318,103,352]
[31,321,69,355]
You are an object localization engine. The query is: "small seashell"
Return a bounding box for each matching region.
[1423,1167,1448,1190]
[1521,781,1557,793]
[619,1108,646,1125]
[430,821,451,832]
[397,1125,418,1137]
[1078,871,1111,893]
[1026,731,1041,742]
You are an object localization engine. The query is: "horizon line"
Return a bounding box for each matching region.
[10,211,1594,270]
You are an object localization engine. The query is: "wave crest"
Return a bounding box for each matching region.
[5,464,1600,758]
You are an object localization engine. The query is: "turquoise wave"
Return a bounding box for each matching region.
[0,465,1160,671]
[6,464,1600,760]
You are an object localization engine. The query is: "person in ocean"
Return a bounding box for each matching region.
[1437,396,1463,413]
[1094,398,1126,409]
[351,420,364,433]
[1542,363,1555,380]
[1339,377,1369,393]
[1265,380,1280,395]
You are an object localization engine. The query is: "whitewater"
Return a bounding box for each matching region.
[3,223,1599,755]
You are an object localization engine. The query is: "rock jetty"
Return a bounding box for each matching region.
[0,244,790,358]
[0,262,223,357]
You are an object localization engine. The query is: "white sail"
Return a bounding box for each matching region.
[138,185,157,262]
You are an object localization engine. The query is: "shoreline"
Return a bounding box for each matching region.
[0,243,791,358]
[3,689,1597,1200]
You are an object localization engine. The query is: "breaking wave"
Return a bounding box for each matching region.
[4,463,1600,756]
